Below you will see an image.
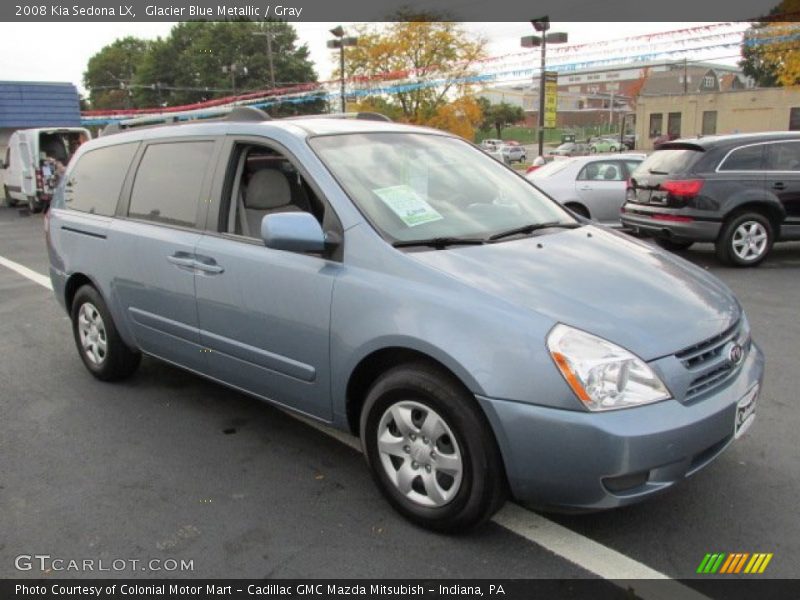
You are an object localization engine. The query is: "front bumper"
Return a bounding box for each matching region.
[476,343,764,510]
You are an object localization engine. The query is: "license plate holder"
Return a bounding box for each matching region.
[735,385,758,439]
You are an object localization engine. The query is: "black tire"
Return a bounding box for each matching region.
[566,203,590,219]
[654,238,694,252]
[71,285,141,381]
[610,146,617,152]
[4,186,17,207]
[360,362,507,532]
[715,212,773,267]
[589,146,597,154]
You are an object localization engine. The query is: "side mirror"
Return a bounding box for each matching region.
[261,212,326,253]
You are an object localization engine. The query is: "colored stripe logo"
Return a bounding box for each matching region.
[696,552,773,574]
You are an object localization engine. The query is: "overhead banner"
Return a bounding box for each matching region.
[543,71,558,129]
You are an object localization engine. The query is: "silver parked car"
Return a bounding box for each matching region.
[527,153,645,226]
[498,144,527,164]
[47,112,763,531]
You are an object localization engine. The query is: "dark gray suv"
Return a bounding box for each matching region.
[621,132,800,266]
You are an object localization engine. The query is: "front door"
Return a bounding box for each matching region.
[193,140,342,419]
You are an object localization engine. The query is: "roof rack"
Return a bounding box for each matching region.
[98,107,390,136]
[283,112,392,122]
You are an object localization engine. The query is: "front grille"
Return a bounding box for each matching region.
[676,319,748,401]
[676,320,740,370]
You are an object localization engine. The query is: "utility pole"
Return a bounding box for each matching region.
[266,32,276,88]
[684,57,688,94]
[253,29,277,89]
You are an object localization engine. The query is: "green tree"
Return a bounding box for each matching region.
[480,102,525,139]
[84,21,323,114]
[131,20,323,115]
[83,37,150,109]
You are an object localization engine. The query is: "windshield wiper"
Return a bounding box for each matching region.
[392,237,486,249]
[488,221,581,241]
[648,168,669,175]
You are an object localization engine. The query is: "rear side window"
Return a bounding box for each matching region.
[128,141,214,227]
[65,143,138,216]
[718,144,764,171]
[765,141,800,171]
[632,149,701,177]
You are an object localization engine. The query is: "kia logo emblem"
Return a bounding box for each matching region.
[728,343,744,365]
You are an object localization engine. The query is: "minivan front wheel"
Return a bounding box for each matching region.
[360,363,506,532]
[71,285,141,381]
[716,212,773,267]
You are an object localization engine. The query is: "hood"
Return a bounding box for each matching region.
[409,226,740,360]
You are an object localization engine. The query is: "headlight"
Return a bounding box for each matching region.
[547,324,671,411]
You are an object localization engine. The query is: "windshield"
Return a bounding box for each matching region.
[310,132,574,244]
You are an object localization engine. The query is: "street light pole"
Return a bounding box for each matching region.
[521,18,568,159]
[538,31,547,159]
[338,38,345,113]
[328,26,358,114]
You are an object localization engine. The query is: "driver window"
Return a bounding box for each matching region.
[222,144,326,238]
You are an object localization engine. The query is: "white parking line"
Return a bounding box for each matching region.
[0,253,709,599]
[0,254,53,290]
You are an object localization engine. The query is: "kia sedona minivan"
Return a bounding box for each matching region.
[48,111,764,531]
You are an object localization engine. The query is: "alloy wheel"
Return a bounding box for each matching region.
[731,221,768,262]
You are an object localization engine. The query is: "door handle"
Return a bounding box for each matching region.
[772,182,786,191]
[167,253,196,268]
[579,185,593,191]
[193,256,224,275]
[193,262,224,274]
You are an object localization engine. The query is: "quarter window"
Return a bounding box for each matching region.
[64,143,138,216]
[128,141,214,227]
[719,145,764,171]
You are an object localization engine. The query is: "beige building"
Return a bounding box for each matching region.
[636,87,800,151]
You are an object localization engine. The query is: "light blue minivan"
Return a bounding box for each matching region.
[47,112,763,531]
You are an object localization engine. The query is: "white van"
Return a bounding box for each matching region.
[2,127,91,212]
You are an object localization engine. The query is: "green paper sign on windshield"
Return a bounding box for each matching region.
[374,185,443,227]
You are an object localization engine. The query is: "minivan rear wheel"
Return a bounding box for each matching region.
[71,285,141,381]
[715,212,773,267]
[360,362,506,532]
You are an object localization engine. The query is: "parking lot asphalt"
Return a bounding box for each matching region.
[1,206,799,581]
